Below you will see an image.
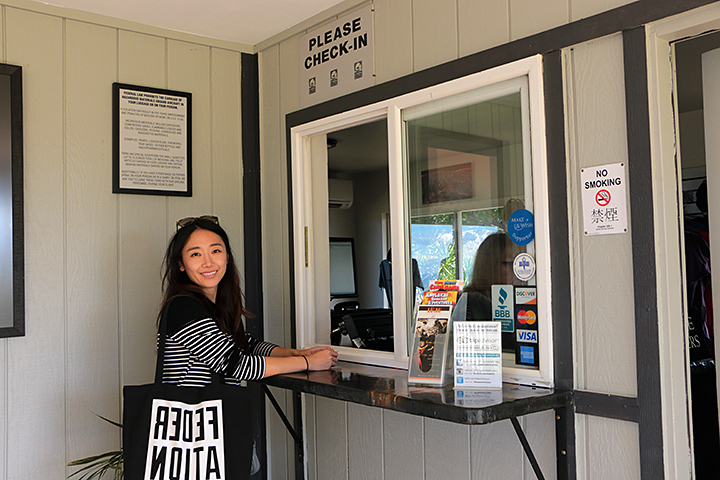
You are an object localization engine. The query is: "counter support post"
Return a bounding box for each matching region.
[262,384,302,446]
[510,416,546,480]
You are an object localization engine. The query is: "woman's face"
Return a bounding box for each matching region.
[180,228,228,302]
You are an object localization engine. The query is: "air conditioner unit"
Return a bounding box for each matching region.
[328,179,353,209]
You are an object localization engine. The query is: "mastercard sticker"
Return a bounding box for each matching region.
[515,307,538,327]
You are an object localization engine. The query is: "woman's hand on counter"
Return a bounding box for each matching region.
[303,347,338,371]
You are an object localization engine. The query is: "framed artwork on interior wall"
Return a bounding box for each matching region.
[112,83,192,196]
[421,162,473,204]
[0,63,24,338]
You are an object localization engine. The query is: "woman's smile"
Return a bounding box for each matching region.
[180,229,228,302]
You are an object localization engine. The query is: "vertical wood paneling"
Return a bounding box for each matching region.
[579,414,641,479]
[258,44,293,480]
[167,40,212,222]
[5,8,65,479]
[348,403,384,480]
[413,0,458,72]
[510,0,569,41]
[210,48,243,261]
[117,31,167,389]
[571,0,635,22]
[0,4,250,476]
[305,394,318,480]
[383,410,424,479]
[458,0,510,57]
[374,0,413,84]
[277,36,298,352]
[470,419,524,478]
[64,19,119,461]
[425,418,470,480]
[564,35,637,396]
[316,396,349,480]
[521,411,557,480]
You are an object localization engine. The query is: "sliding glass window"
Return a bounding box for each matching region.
[290,56,552,386]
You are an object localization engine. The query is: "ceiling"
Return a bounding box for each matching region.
[41,0,350,46]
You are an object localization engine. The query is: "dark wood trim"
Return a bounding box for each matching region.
[0,64,24,338]
[623,27,665,480]
[241,52,268,480]
[574,391,640,423]
[543,50,576,480]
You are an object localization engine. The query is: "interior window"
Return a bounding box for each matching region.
[403,81,539,370]
[326,119,394,352]
[290,56,552,384]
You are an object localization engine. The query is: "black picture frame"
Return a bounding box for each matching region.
[0,64,24,338]
[112,83,192,196]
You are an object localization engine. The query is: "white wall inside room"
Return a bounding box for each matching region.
[259,0,641,478]
[0,2,249,478]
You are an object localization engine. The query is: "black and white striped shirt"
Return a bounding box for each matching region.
[160,295,277,387]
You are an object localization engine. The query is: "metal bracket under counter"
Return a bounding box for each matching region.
[256,361,572,480]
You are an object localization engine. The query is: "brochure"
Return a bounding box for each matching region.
[408,304,453,386]
[454,321,502,389]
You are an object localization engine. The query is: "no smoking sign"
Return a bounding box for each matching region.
[580,163,627,236]
[595,189,611,206]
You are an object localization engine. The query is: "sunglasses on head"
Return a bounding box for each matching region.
[176,215,219,230]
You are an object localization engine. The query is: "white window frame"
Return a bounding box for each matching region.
[290,55,553,387]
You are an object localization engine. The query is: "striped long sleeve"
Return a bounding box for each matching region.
[160,295,277,386]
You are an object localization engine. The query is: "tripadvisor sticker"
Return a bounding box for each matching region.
[507,209,534,246]
[513,253,535,282]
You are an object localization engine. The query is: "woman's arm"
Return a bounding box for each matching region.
[263,346,338,377]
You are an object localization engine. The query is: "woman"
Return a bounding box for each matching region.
[159,215,337,386]
[453,231,523,352]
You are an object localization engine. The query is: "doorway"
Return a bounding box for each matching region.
[673,31,720,479]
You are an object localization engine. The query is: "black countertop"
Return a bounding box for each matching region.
[259,361,572,425]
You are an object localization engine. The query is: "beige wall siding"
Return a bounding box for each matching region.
[564,34,637,396]
[0,2,249,478]
[576,414,641,479]
[259,1,646,478]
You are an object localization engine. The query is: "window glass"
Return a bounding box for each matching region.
[291,57,551,383]
[403,81,538,370]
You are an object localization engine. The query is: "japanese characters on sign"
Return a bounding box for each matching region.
[580,162,628,236]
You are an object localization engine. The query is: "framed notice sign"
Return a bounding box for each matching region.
[112,83,192,196]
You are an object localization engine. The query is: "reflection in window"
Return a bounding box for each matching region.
[404,81,537,370]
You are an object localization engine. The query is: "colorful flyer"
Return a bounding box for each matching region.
[408,305,453,386]
[454,321,502,389]
[421,290,458,305]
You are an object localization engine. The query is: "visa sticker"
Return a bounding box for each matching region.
[517,329,538,343]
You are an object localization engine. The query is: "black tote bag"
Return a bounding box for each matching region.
[123,301,253,480]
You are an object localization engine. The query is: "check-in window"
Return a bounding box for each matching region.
[291,56,552,387]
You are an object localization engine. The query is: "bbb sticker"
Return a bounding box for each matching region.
[513,253,536,282]
[491,285,514,332]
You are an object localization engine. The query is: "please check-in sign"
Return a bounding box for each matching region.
[580,162,628,236]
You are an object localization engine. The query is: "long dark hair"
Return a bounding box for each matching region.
[464,232,521,294]
[159,218,252,352]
